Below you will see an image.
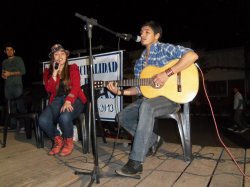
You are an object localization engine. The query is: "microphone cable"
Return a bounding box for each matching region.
[196,63,250,180]
[100,89,125,169]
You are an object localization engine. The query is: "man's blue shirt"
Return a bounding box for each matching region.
[134,42,192,78]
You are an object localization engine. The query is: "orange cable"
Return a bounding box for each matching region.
[196,63,250,180]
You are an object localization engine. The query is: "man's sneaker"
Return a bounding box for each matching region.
[235,128,249,133]
[115,159,142,177]
[146,136,164,157]
[227,126,237,132]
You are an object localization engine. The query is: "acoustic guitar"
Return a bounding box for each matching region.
[94,59,199,103]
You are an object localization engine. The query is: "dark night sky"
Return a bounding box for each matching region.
[1,0,250,83]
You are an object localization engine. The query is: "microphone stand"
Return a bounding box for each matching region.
[74,17,100,186]
[74,13,132,186]
[75,13,131,41]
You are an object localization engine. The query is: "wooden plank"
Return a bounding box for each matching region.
[136,144,202,187]
[174,146,223,187]
[244,149,250,187]
[1,131,249,187]
[209,147,245,187]
[95,143,182,187]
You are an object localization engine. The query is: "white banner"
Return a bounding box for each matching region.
[43,50,123,121]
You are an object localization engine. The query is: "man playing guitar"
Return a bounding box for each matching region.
[106,20,199,178]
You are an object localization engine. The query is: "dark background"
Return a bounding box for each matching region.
[1,0,250,147]
[1,0,250,84]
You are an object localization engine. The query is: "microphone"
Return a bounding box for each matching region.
[122,33,141,42]
[54,58,62,70]
[54,63,59,70]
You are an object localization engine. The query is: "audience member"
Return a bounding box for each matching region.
[1,42,26,132]
[227,87,249,133]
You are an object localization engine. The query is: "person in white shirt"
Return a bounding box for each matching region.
[228,87,248,133]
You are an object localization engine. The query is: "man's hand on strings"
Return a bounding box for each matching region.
[153,71,169,87]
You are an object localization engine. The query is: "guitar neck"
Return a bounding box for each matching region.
[106,78,153,87]
[95,59,199,103]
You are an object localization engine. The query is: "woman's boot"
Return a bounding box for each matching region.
[60,138,74,156]
[49,136,63,155]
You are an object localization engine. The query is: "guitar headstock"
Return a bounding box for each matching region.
[94,80,105,89]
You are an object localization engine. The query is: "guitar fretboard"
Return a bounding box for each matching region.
[94,59,199,103]
[97,78,154,88]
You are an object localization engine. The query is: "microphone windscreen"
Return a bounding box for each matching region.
[54,63,59,70]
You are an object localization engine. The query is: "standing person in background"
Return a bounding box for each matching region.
[38,44,87,157]
[227,87,249,133]
[1,42,26,131]
[106,20,198,177]
[0,60,4,125]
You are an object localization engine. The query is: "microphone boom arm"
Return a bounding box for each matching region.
[75,13,134,41]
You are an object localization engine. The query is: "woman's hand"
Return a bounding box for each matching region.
[61,101,73,112]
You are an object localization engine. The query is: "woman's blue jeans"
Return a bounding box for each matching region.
[38,96,85,139]
[117,96,180,163]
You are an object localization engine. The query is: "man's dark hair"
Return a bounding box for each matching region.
[142,21,163,39]
[4,42,15,49]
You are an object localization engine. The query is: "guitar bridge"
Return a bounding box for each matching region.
[177,72,182,92]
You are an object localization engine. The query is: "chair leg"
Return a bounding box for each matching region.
[2,115,10,148]
[160,111,192,162]
[181,103,192,162]
[36,123,44,148]
[96,119,107,144]
[33,116,41,148]
[40,129,44,148]
[80,113,89,154]
[175,113,186,158]
[25,118,32,139]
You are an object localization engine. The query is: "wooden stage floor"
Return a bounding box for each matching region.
[1,131,250,187]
